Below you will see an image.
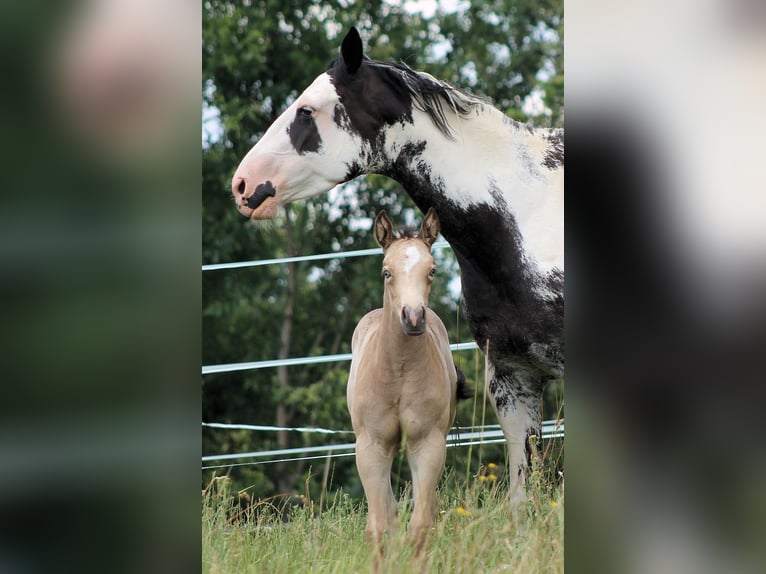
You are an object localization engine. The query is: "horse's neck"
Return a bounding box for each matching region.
[379,108,564,276]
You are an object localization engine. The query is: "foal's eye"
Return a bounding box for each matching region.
[382,269,392,280]
[297,106,314,118]
[428,267,437,280]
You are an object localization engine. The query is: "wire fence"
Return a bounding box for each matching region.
[201,420,565,471]
[201,242,564,471]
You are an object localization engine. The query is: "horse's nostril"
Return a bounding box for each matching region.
[236,179,246,195]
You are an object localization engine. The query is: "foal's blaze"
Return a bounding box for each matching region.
[374,208,439,337]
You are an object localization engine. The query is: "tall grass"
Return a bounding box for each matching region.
[202,456,563,574]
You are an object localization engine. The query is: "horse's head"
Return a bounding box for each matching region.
[231,27,371,219]
[232,27,473,219]
[374,208,440,336]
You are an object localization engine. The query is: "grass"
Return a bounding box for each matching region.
[202,460,563,574]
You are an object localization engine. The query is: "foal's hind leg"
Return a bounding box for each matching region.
[405,429,447,552]
[355,432,398,548]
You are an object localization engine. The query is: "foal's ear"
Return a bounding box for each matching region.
[374,211,395,250]
[419,207,440,248]
[341,27,364,74]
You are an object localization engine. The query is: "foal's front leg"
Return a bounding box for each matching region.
[406,429,447,552]
[355,432,398,547]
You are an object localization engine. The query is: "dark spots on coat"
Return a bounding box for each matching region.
[344,161,363,182]
[333,104,354,133]
[287,113,322,155]
[247,180,276,210]
[396,140,427,165]
[521,142,545,181]
[503,114,535,135]
[394,168,564,387]
[543,129,564,170]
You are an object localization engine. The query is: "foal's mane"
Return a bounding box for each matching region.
[391,228,419,241]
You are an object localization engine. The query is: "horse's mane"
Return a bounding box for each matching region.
[366,60,489,140]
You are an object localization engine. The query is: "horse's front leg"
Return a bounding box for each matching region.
[355,431,398,548]
[486,359,544,510]
[405,428,447,553]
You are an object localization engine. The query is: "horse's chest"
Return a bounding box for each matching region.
[458,263,564,376]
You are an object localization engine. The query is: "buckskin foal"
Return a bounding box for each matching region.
[347,208,468,552]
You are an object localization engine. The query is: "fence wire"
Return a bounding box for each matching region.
[202,240,564,473]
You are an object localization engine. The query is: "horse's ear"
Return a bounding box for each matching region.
[419,207,440,248]
[341,27,364,74]
[374,211,395,250]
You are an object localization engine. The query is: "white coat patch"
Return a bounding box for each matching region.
[403,245,421,273]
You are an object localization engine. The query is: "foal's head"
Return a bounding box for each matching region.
[374,208,440,336]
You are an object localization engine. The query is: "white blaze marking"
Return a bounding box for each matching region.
[403,245,421,273]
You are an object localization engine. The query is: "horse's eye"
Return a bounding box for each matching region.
[428,267,437,279]
[297,106,314,118]
[382,269,392,280]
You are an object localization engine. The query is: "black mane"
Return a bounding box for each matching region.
[329,56,488,140]
[367,60,488,139]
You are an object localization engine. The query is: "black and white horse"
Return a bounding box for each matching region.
[231,28,563,506]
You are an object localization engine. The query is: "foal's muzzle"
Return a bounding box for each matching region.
[400,305,426,336]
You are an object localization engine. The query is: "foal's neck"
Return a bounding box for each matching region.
[378,304,429,359]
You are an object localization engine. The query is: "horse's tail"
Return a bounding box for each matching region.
[454,363,473,401]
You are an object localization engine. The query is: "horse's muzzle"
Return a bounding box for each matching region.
[401,305,426,336]
[232,175,279,219]
[246,180,276,210]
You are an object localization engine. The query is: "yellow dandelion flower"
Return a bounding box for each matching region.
[488,473,498,481]
[455,506,472,517]
[551,500,559,508]
[478,475,488,482]
[488,462,497,470]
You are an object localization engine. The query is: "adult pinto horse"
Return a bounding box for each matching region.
[348,208,469,551]
[231,28,564,507]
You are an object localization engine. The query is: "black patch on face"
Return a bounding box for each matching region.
[287,113,322,155]
[246,180,276,210]
[542,129,564,170]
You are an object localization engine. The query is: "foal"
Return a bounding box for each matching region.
[347,208,469,551]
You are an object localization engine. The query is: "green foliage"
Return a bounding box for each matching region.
[203,1,564,501]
